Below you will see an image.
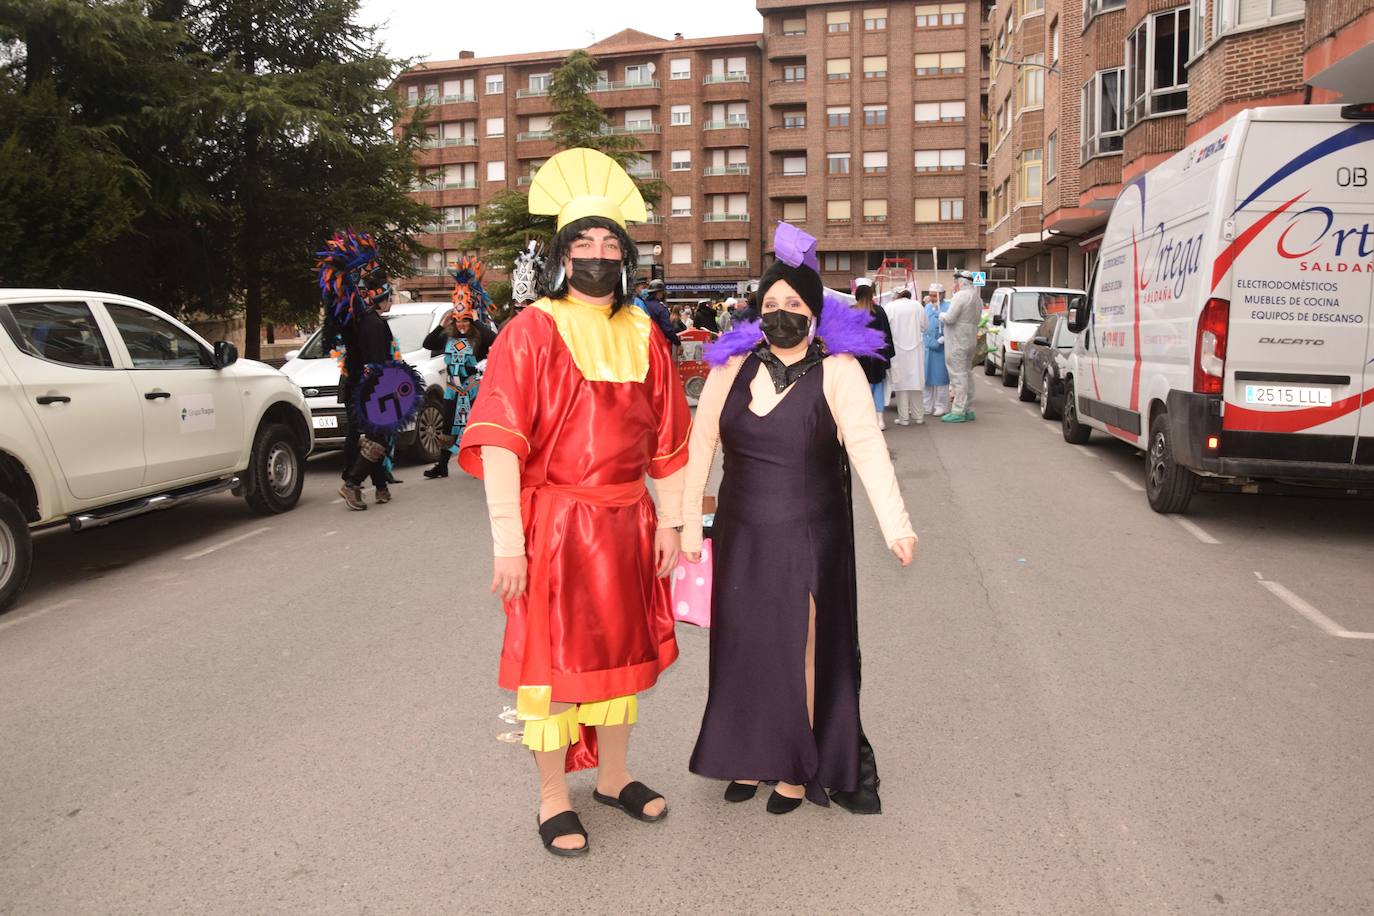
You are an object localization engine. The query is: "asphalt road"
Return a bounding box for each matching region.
[2,374,1372,915]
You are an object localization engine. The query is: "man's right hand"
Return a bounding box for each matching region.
[491,555,528,601]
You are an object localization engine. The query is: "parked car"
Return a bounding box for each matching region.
[0,290,313,612]
[1016,312,1078,420]
[1063,103,1374,513]
[984,286,1082,386]
[280,302,450,463]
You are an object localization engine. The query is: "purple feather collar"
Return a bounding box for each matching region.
[705,295,885,367]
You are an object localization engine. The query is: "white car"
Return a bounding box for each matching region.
[984,286,1083,386]
[0,290,314,611]
[280,302,451,463]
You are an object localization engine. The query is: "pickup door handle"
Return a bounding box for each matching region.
[144,391,172,400]
[36,395,71,405]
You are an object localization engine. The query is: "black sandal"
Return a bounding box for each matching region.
[537,810,589,858]
[592,780,667,823]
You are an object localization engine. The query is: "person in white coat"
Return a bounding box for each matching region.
[940,271,981,423]
[884,289,927,425]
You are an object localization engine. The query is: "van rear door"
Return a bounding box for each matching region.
[1220,114,1374,465]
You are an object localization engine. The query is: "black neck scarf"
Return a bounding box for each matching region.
[753,340,826,393]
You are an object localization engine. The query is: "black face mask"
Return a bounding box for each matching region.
[568,257,621,298]
[759,309,812,349]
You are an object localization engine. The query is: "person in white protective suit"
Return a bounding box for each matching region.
[940,271,981,423]
[884,289,927,425]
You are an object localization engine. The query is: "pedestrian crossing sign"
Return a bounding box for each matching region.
[971,271,987,287]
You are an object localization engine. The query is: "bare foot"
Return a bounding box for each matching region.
[774,781,806,799]
[734,779,760,786]
[538,800,586,852]
[597,777,667,818]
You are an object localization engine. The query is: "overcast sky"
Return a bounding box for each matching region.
[357,0,765,63]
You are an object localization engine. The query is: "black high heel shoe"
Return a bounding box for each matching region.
[423,460,449,479]
[724,781,759,803]
[766,789,805,815]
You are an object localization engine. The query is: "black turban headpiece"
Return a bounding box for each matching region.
[757,260,825,316]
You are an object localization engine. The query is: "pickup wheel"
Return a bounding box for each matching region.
[1040,373,1062,421]
[1062,379,1091,444]
[243,423,304,515]
[1146,412,1197,514]
[0,492,33,614]
[408,398,446,464]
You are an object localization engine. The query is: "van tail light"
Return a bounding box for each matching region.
[1194,298,1230,394]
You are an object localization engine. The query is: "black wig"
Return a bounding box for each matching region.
[538,216,640,314]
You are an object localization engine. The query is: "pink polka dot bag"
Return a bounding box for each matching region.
[671,539,712,628]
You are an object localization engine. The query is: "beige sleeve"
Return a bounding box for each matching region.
[681,359,744,553]
[480,446,526,558]
[653,466,685,529]
[824,356,917,547]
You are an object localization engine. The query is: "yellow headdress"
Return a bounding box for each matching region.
[527,148,648,231]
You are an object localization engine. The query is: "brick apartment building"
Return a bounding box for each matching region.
[395,0,990,300]
[983,0,1374,290]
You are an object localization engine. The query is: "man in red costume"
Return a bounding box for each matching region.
[458,149,690,857]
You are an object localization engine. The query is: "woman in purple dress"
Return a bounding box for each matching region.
[681,224,917,815]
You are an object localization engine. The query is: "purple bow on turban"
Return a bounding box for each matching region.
[772,221,821,273]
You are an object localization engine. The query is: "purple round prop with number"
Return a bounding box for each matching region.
[350,360,426,438]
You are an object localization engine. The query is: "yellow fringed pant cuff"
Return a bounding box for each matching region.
[520,695,638,752]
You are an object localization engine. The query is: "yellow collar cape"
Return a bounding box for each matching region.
[532,296,651,383]
[528,148,648,230]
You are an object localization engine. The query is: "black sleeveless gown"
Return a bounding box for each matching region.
[689,355,880,809]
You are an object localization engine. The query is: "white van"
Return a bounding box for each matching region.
[1063,103,1374,513]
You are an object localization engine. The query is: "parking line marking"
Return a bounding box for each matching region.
[1255,573,1374,640]
[1168,515,1220,544]
[1110,471,1145,492]
[183,527,271,560]
[0,598,79,633]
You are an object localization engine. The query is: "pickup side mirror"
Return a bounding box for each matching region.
[213,340,239,369]
[1065,295,1091,334]
[991,314,1005,327]
[283,349,301,362]
[1032,335,1050,346]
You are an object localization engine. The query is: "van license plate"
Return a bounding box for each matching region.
[312,415,339,429]
[1244,385,1332,407]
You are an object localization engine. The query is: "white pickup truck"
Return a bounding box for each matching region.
[0,290,314,611]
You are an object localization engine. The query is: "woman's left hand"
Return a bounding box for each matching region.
[655,528,682,578]
[891,536,918,567]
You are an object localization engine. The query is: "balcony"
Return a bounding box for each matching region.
[703,73,749,85]
[627,169,662,180]
[442,221,478,234]
[590,79,661,92]
[703,259,750,270]
[517,175,534,186]
[422,136,477,149]
[703,213,749,222]
[605,124,661,135]
[767,129,808,152]
[767,79,807,106]
[442,94,477,104]
[703,120,749,131]
[516,87,550,98]
[517,130,554,141]
[766,33,809,59]
[766,173,808,195]
[442,179,478,190]
[704,165,750,176]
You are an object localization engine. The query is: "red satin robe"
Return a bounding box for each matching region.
[458,301,691,719]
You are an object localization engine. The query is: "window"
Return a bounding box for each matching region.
[0,301,114,367]
[1081,68,1125,161]
[671,243,692,264]
[997,96,1011,140]
[826,58,851,81]
[1191,0,1207,56]
[915,100,966,122]
[624,64,651,85]
[916,149,966,170]
[914,198,940,222]
[106,304,212,369]
[826,10,851,31]
[442,78,473,101]
[1084,0,1126,25]
[1125,8,1189,126]
[525,114,552,136]
[863,104,888,126]
[914,53,939,75]
[864,7,888,29]
[670,58,691,80]
[863,199,888,222]
[1020,148,1043,201]
[822,252,851,271]
[1019,53,1045,108]
[528,72,551,93]
[1047,131,1057,181]
[827,105,851,127]
[863,151,888,174]
[941,51,966,73]
[486,117,504,137]
[1050,18,1061,62]
[782,110,806,128]
[671,149,691,171]
[1024,0,1044,12]
[486,160,505,182]
[916,3,965,25]
[726,56,748,79]
[485,74,504,94]
[827,153,851,175]
[724,102,748,125]
[443,205,477,230]
[782,154,807,176]
[783,63,806,82]
[1214,0,1303,35]
[671,195,692,217]
[781,17,806,35]
[940,198,965,220]
[782,200,807,222]
[863,56,888,79]
[827,200,852,223]
[671,104,692,126]
[625,108,653,130]
[915,51,965,74]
